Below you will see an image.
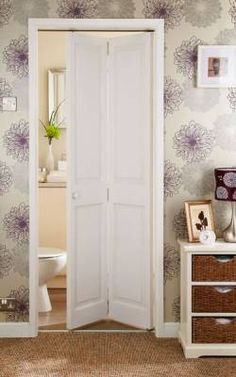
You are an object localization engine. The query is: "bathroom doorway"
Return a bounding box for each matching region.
[28,19,162,336]
[37,31,67,330]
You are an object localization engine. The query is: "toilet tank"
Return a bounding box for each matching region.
[38,184,67,288]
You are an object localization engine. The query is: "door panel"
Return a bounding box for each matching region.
[74,39,105,180]
[112,48,145,181]
[109,34,152,329]
[67,34,108,329]
[72,204,107,325]
[113,204,144,303]
[67,32,152,330]
[75,205,104,303]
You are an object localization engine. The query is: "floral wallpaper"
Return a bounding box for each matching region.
[0,0,235,324]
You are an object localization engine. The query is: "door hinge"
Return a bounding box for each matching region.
[107,187,109,202]
[107,41,110,56]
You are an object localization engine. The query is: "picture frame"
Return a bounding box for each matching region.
[184,200,215,243]
[197,45,236,88]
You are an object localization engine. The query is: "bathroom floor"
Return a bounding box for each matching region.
[39,289,141,331]
[39,289,66,330]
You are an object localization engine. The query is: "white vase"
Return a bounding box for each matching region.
[46,144,54,172]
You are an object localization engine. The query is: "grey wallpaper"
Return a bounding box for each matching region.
[0,0,235,323]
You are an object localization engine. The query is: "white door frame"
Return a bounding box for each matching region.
[26,19,164,338]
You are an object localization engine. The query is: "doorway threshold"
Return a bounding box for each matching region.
[39,319,153,332]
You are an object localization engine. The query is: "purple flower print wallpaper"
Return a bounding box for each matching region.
[172,296,180,322]
[12,0,49,25]
[172,208,188,240]
[213,113,236,152]
[215,27,236,44]
[181,161,215,196]
[0,0,235,324]
[227,88,236,111]
[12,241,29,278]
[185,0,222,28]
[0,243,13,279]
[98,0,136,18]
[164,244,180,283]
[229,0,236,24]
[0,161,13,195]
[3,119,29,162]
[57,0,98,18]
[0,0,12,28]
[3,202,29,244]
[174,36,204,79]
[164,160,182,199]
[164,76,183,118]
[173,121,215,163]
[2,35,28,78]
[143,0,184,30]
[182,80,220,112]
[0,77,12,110]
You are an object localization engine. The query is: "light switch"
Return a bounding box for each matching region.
[2,96,17,111]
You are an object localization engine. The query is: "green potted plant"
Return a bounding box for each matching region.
[40,101,64,172]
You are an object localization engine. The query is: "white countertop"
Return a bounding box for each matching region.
[38,182,66,188]
[178,238,236,252]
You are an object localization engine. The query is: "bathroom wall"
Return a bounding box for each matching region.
[38,31,67,169]
[0,0,236,323]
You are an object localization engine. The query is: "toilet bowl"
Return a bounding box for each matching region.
[38,247,66,312]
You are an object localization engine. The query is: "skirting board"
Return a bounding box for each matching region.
[0,322,179,338]
[163,322,179,337]
[0,323,36,337]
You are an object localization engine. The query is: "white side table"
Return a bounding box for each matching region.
[178,239,236,358]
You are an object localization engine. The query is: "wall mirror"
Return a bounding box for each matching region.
[48,68,66,128]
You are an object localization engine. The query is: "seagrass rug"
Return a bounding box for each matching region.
[0,332,235,377]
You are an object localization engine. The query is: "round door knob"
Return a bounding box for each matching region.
[72,192,78,200]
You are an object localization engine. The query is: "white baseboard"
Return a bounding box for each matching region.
[0,321,179,338]
[0,323,36,338]
[163,322,179,337]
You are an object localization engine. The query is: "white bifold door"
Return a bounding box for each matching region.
[67,32,152,330]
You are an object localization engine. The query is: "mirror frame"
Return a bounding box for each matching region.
[48,68,66,128]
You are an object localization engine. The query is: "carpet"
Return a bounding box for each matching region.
[0,333,235,377]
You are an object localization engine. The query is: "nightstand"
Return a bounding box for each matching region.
[178,239,236,358]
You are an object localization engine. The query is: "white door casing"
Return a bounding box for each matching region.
[24,19,163,340]
[108,34,152,329]
[67,34,108,329]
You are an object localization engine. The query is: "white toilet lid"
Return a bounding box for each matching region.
[38,247,66,259]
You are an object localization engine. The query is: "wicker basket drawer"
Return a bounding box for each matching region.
[192,317,236,343]
[192,255,236,281]
[192,286,236,312]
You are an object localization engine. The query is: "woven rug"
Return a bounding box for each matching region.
[0,333,235,377]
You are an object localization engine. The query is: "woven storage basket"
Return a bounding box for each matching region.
[192,286,236,312]
[192,317,236,343]
[192,255,236,281]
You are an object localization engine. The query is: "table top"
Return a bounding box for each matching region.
[178,238,236,252]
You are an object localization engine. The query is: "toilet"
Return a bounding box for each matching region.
[38,247,67,312]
